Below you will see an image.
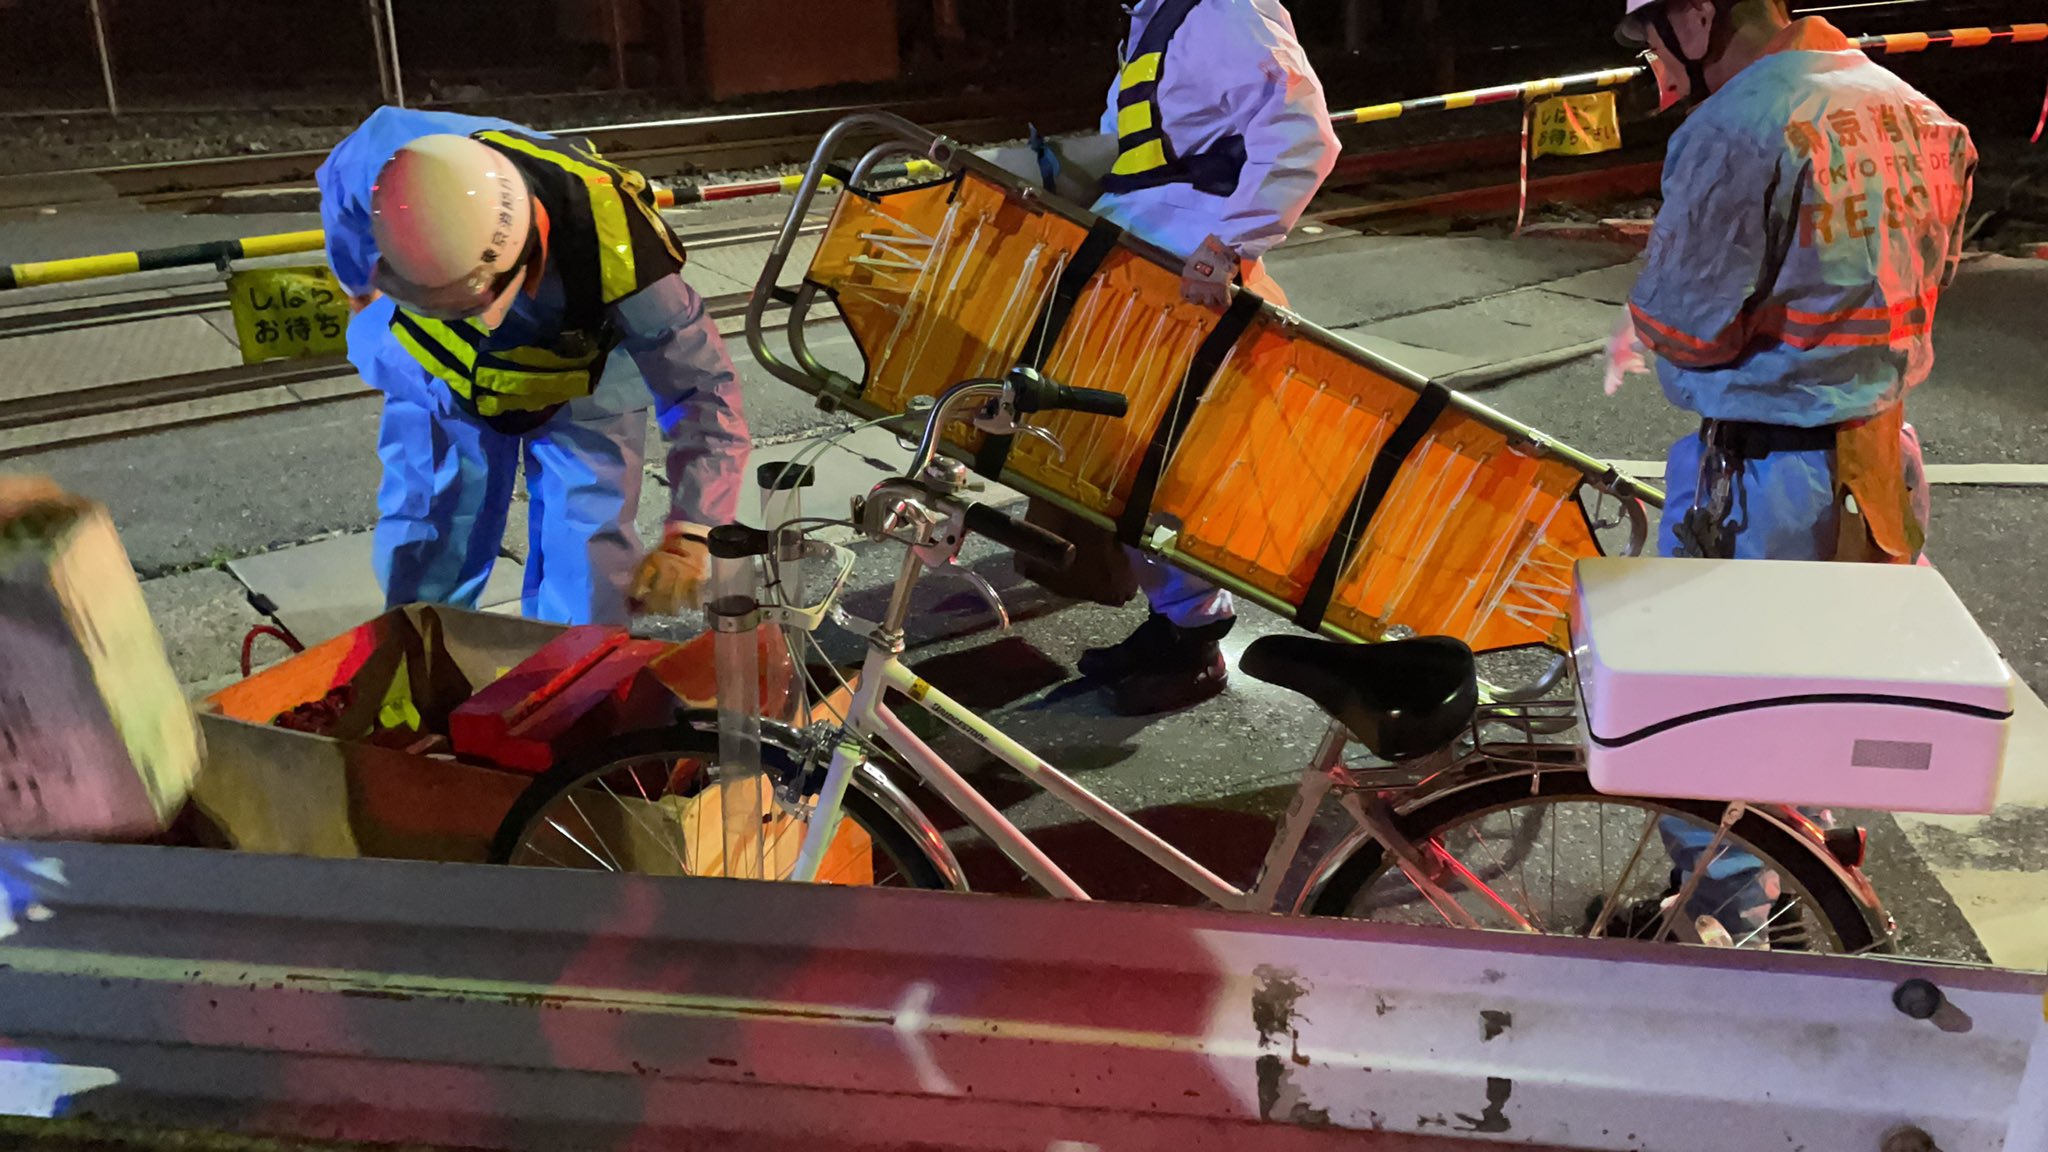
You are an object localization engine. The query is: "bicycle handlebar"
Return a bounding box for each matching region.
[964,502,1075,572]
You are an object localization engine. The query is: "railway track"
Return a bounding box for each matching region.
[0,281,802,459]
[12,95,1095,214]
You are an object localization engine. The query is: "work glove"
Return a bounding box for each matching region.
[1603,304,1650,396]
[628,523,711,616]
[1181,235,1237,310]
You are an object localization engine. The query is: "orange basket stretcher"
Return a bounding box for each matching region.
[748,114,1663,670]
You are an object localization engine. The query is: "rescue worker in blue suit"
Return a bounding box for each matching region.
[1072,0,1341,716]
[1605,0,1974,941]
[317,107,750,626]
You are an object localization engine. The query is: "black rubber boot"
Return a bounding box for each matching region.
[1102,617,1234,717]
[1077,612,1179,682]
[1583,872,1683,940]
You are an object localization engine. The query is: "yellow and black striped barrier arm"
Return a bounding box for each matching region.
[1,160,950,291]
[1332,23,2048,127]
[1862,23,2048,54]
[1338,66,1646,126]
[0,229,325,291]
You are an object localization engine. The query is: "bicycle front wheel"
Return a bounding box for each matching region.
[490,722,953,890]
[1306,765,1887,954]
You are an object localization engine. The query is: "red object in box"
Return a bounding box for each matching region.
[449,626,677,774]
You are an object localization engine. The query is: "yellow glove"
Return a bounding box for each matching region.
[629,524,711,615]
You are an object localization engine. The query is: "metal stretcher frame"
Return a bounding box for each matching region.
[749,113,1665,658]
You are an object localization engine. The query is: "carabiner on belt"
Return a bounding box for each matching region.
[1673,419,1742,559]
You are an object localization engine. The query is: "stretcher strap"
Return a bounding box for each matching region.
[976,218,1126,479]
[1293,382,1453,632]
[1114,289,1266,546]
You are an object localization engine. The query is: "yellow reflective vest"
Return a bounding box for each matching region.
[388,130,686,425]
[1098,0,1248,197]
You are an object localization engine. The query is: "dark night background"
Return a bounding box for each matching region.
[0,0,2038,133]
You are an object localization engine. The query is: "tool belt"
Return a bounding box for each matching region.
[1706,419,1839,460]
[1676,412,1920,564]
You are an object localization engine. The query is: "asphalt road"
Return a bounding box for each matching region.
[6,199,2045,969]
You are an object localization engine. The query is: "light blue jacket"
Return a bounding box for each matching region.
[1091,0,1340,263]
[1630,18,1974,428]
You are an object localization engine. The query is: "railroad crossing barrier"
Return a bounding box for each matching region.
[4,23,2043,295]
[0,162,943,292]
[1328,24,2047,127]
[0,838,2040,1150]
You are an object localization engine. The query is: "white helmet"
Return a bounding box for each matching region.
[370,135,535,320]
[1617,0,1666,44]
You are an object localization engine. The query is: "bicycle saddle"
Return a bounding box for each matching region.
[1240,634,1478,760]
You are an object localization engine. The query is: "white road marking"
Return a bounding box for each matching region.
[1607,461,2048,487]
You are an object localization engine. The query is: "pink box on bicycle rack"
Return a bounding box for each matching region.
[1570,558,2013,815]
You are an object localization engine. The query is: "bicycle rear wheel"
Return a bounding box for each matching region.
[1306,765,1888,954]
[490,721,952,890]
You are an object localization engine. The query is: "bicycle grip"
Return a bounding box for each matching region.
[1045,384,1129,418]
[964,502,1076,572]
[1009,369,1130,418]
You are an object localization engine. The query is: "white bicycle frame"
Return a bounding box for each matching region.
[755,378,1375,910]
[755,379,1875,938]
[790,617,1353,909]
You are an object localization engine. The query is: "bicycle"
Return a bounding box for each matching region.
[492,370,1894,954]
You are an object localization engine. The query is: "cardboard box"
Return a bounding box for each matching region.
[196,605,558,862]
[0,477,201,838]
[194,605,804,865]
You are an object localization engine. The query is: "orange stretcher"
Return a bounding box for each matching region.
[748,114,1662,656]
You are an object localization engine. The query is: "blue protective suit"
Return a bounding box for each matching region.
[1629,18,1972,934]
[1091,0,1339,626]
[317,108,749,625]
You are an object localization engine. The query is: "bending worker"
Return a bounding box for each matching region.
[317,107,749,625]
[1606,0,1974,936]
[1068,0,1341,717]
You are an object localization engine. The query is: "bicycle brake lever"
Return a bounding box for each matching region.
[969,398,1068,465]
[945,561,1010,632]
[1016,423,1067,463]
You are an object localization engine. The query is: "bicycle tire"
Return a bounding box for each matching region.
[489,723,950,890]
[1305,766,1886,953]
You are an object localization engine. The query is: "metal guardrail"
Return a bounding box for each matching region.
[0,839,2039,1150]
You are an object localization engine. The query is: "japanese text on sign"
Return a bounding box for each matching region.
[1531,92,1623,158]
[229,266,349,365]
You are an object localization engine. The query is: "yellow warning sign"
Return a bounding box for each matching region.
[229,266,349,365]
[1532,92,1624,158]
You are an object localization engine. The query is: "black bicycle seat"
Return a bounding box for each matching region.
[1240,634,1478,760]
